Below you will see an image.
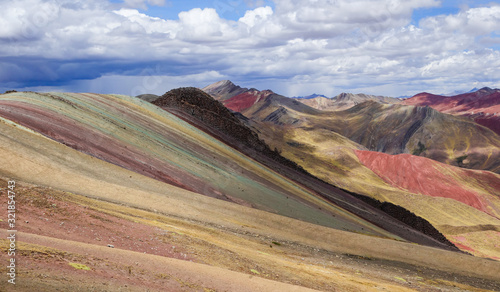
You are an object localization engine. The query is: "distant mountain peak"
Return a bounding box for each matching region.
[202,80,248,101]
[441,87,498,96]
[336,92,353,100]
[477,87,495,93]
[212,80,235,87]
[202,80,237,91]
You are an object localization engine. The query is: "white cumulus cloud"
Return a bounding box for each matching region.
[0,0,499,96]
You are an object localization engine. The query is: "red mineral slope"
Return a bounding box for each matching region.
[223,89,274,112]
[403,88,500,113]
[403,88,500,135]
[474,115,500,137]
[355,150,500,218]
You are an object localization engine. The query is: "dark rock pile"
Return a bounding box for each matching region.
[153,87,306,173]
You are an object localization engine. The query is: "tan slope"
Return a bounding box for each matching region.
[1,180,500,291]
[0,181,456,291]
[0,231,322,292]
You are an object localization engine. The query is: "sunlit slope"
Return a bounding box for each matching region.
[244,97,500,173]
[253,121,500,259]
[1,92,499,289]
[355,151,500,217]
[0,91,395,237]
[355,150,500,260]
[258,124,409,197]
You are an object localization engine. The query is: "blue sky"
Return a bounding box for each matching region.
[137,0,276,21]
[1,0,499,97]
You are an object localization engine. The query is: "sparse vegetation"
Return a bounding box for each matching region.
[412,141,427,156]
[69,263,91,270]
[456,154,468,167]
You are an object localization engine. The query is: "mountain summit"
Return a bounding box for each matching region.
[201,80,248,101]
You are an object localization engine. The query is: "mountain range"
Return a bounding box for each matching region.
[297,92,402,111]
[402,87,500,136]
[202,80,500,261]
[0,83,499,291]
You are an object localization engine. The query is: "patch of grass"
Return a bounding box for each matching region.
[0,241,71,261]
[394,276,407,283]
[69,262,91,270]
[250,269,260,275]
[155,273,171,279]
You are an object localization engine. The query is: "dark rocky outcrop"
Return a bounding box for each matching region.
[349,192,461,252]
[152,87,307,173]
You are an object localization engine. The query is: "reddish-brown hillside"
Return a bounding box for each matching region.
[403,88,500,135]
[223,89,274,112]
[355,150,500,218]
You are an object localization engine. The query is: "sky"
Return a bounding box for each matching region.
[1,0,500,97]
